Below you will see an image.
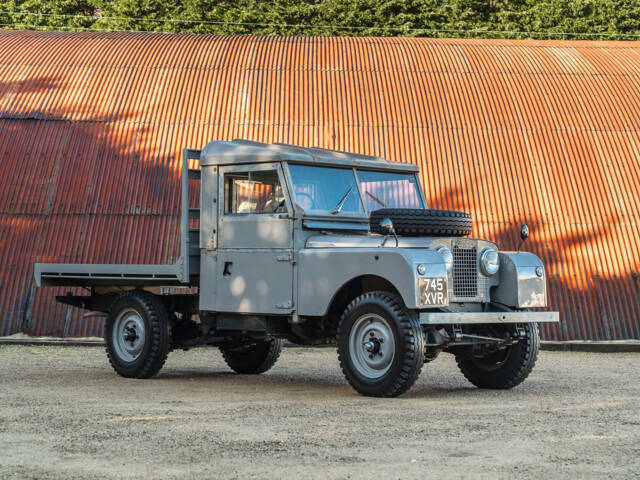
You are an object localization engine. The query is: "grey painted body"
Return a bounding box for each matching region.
[493,252,547,308]
[298,247,447,315]
[34,140,557,327]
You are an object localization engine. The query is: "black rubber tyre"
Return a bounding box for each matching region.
[455,323,540,389]
[424,349,440,363]
[369,208,472,237]
[337,292,425,397]
[220,338,283,374]
[104,290,171,379]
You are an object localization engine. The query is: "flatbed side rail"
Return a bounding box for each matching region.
[33,263,184,287]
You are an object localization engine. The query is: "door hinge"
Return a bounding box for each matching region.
[276,252,293,262]
[207,230,217,250]
[275,300,293,309]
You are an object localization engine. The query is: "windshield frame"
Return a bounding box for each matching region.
[282,162,426,218]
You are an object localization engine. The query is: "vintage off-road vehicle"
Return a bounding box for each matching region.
[35,140,558,397]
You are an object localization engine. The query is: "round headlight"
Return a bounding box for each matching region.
[436,246,453,273]
[480,248,500,276]
[416,264,427,275]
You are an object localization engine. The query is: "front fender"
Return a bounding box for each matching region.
[297,248,445,315]
[491,252,547,308]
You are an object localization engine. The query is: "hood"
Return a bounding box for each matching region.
[305,234,498,250]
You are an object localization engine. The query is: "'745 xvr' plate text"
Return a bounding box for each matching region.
[419,277,447,306]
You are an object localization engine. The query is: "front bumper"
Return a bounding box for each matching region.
[419,311,559,325]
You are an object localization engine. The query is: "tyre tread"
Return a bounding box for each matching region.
[337,292,424,397]
[370,208,472,237]
[455,323,539,389]
[221,338,283,374]
[105,290,171,379]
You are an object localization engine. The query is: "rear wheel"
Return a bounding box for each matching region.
[220,338,283,374]
[455,323,539,389]
[105,290,171,379]
[337,292,425,397]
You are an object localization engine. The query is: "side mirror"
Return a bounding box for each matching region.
[517,224,529,253]
[380,218,398,247]
[379,218,395,235]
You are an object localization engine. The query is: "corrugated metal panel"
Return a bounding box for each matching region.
[0,30,638,340]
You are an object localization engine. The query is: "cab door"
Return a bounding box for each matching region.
[215,163,295,314]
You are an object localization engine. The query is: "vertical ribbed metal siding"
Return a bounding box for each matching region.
[0,31,638,340]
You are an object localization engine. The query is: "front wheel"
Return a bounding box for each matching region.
[455,322,540,389]
[337,292,425,397]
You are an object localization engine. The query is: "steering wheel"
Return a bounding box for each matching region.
[295,192,315,210]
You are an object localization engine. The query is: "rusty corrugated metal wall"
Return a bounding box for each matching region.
[1,30,638,340]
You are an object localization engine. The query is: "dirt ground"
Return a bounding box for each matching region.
[0,345,638,479]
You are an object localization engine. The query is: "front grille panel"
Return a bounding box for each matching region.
[452,244,478,298]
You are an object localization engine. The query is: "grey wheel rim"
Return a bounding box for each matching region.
[348,313,395,379]
[112,308,146,362]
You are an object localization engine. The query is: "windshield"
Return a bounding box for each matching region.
[357,170,424,211]
[287,164,424,215]
[288,165,364,215]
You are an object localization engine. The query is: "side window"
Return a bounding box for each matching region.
[224,169,287,214]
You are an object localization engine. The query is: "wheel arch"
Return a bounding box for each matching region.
[325,274,404,324]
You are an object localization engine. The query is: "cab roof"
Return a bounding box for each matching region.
[199,139,419,172]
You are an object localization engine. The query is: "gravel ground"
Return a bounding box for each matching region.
[0,345,638,479]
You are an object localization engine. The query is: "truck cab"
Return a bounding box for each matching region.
[35,139,558,397]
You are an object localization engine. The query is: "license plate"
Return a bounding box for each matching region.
[419,277,448,306]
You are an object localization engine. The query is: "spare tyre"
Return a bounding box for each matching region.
[369,208,472,237]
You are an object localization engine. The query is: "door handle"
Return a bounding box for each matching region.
[223,262,233,276]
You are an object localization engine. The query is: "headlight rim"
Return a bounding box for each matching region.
[479,247,500,276]
[435,245,454,273]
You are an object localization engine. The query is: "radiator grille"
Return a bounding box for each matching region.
[452,244,478,298]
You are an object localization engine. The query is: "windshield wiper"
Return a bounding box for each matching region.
[365,191,386,208]
[331,187,353,215]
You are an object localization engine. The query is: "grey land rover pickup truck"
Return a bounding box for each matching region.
[34,140,558,397]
